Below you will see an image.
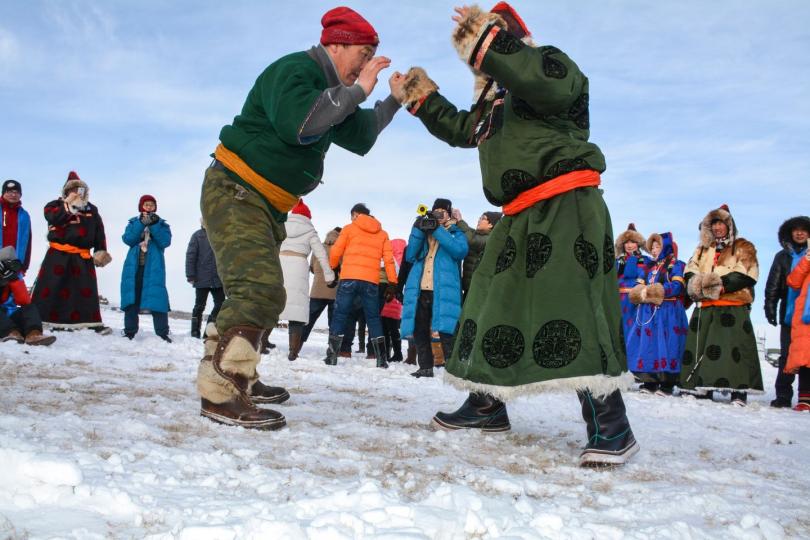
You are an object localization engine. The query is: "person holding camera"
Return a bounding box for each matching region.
[324,203,397,368]
[0,246,56,345]
[120,195,172,342]
[401,198,468,378]
[32,171,113,334]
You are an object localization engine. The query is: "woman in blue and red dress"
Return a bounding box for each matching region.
[32,171,113,333]
[615,223,650,355]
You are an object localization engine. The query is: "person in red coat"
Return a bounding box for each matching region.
[0,247,56,345]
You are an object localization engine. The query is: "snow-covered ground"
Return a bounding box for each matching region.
[1,308,809,539]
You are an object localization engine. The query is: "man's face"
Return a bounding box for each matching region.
[792,228,809,244]
[142,200,156,213]
[711,220,729,240]
[477,215,492,232]
[2,189,20,205]
[433,208,449,225]
[328,44,376,85]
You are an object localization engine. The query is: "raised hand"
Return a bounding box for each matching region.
[357,56,391,96]
[389,71,407,102]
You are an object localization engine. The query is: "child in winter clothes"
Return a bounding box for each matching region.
[380,238,406,362]
[785,239,810,411]
[0,247,56,346]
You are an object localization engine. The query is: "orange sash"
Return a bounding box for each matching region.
[502,170,601,216]
[214,144,299,213]
[49,242,91,259]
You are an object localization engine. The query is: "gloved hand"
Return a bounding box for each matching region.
[0,258,22,285]
[326,279,339,289]
[384,283,396,302]
[765,305,778,327]
[451,208,462,221]
[141,212,160,225]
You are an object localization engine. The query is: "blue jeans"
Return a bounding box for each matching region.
[330,280,383,339]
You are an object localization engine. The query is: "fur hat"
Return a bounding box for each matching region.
[490,2,531,38]
[291,199,312,220]
[320,7,379,46]
[646,232,678,260]
[62,171,89,208]
[777,216,810,248]
[432,198,452,213]
[615,223,646,256]
[138,194,156,213]
[2,179,21,195]
[699,204,737,248]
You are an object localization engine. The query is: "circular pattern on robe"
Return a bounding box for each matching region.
[483,187,502,206]
[526,233,553,278]
[495,236,517,274]
[532,320,582,369]
[511,96,539,120]
[682,350,694,365]
[599,346,609,374]
[54,265,65,276]
[742,320,753,334]
[501,169,539,203]
[573,234,599,279]
[713,378,730,388]
[540,47,568,79]
[706,345,722,361]
[603,235,615,274]
[732,347,741,363]
[720,313,736,327]
[490,29,525,55]
[482,325,525,368]
[457,319,477,362]
[568,93,590,129]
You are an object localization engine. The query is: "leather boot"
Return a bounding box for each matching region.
[370,336,389,369]
[578,389,639,467]
[287,325,303,361]
[432,392,511,432]
[24,329,56,346]
[404,342,417,365]
[250,379,290,404]
[431,332,445,368]
[191,316,201,339]
[2,329,24,343]
[323,334,343,366]
[199,325,286,430]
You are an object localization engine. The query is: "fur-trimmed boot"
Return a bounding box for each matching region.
[198,325,286,430]
[24,329,56,346]
[323,334,343,366]
[432,392,511,432]
[287,325,304,361]
[190,316,201,339]
[370,336,389,369]
[578,389,639,467]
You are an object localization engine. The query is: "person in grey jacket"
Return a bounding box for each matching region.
[186,222,223,338]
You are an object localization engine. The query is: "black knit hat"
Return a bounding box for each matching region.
[350,203,370,216]
[432,198,452,213]
[483,211,502,226]
[2,179,21,195]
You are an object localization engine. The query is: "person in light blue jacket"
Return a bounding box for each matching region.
[120,195,172,341]
[401,198,468,378]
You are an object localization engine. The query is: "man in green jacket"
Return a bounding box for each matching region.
[197,6,401,430]
[391,3,637,466]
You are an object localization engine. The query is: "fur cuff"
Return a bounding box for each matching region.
[93,250,112,267]
[687,273,704,300]
[451,6,505,64]
[646,283,665,306]
[400,67,439,113]
[701,273,723,300]
[628,284,646,305]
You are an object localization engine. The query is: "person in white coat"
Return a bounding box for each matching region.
[279,199,335,360]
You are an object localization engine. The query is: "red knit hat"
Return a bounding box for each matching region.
[67,171,80,181]
[139,194,157,212]
[320,7,379,46]
[291,199,311,220]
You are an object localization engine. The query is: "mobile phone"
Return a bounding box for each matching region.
[77,187,85,196]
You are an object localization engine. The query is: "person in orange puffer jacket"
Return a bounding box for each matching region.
[325,203,397,368]
[786,241,810,411]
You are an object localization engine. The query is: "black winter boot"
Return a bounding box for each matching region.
[370,336,389,368]
[578,389,639,467]
[191,317,201,339]
[432,392,511,432]
[323,334,343,366]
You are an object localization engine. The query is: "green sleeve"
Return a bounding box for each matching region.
[475,27,584,115]
[413,92,478,149]
[259,62,323,146]
[331,108,378,156]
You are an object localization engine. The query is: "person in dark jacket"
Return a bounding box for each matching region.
[0,246,56,346]
[456,209,501,299]
[401,198,468,378]
[764,216,810,408]
[186,222,224,339]
[120,195,172,342]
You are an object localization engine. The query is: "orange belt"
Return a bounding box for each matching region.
[49,242,91,259]
[502,170,601,216]
[214,143,300,213]
[700,299,747,308]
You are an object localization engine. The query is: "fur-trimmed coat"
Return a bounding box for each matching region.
[764,216,810,325]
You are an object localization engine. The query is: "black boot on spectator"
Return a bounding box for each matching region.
[323,334,343,366]
[371,336,389,369]
[191,316,201,339]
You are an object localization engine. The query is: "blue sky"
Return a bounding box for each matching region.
[1,0,809,326]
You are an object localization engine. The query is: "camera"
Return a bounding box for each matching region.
[415,203,438,232]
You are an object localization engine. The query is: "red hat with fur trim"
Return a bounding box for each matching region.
[139,194,157,212]
[320,7,379,46]
[291,199,312,220]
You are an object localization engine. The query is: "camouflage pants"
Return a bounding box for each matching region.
[197,166,286,402]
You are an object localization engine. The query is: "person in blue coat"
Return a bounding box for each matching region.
[120,195,172,341]
[615,223,651,355]
[401,198,468,378]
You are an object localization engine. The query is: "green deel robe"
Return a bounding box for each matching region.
[412,26,630,399]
